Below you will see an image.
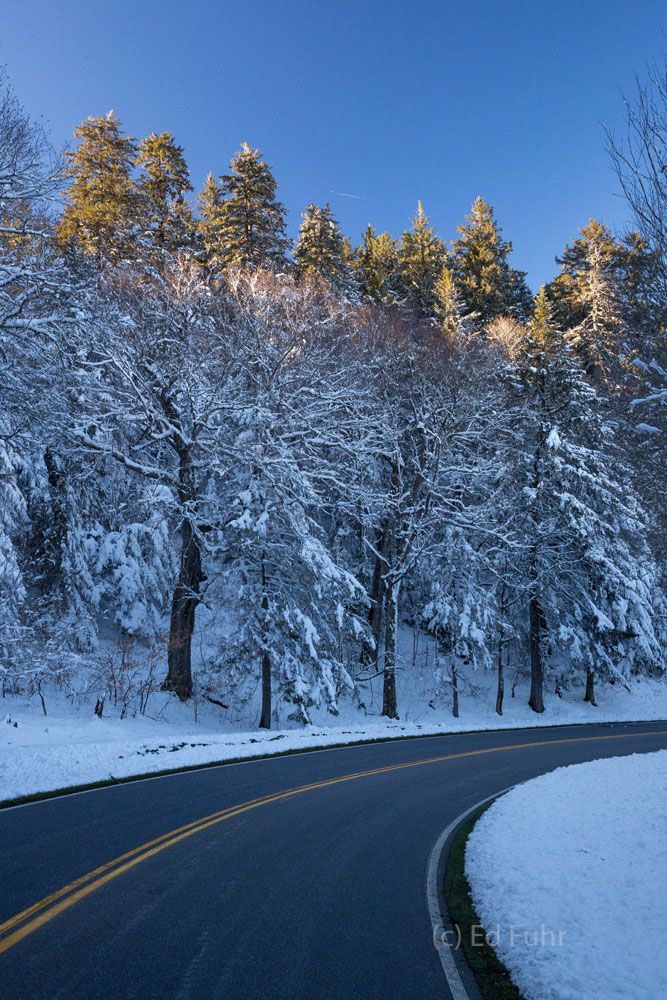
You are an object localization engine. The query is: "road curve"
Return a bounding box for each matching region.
[2,720,666,1000]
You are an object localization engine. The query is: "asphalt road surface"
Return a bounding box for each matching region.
[2,720,666,1000]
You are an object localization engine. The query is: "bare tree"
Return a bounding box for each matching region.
[606,56,667,296]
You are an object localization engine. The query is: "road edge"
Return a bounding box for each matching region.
[427,785,519,1000]
[2,718,664,811]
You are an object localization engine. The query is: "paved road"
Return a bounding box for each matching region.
[2,721,666,1000]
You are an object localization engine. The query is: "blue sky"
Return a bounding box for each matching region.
[1,0,666,288]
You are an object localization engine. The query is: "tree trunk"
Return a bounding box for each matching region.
[41,448,68,589]
[382,577,399,719]
[496,573,507,715]
[451,658,459,718]
[259,647,271,728]
[495,638,504,716]
[163,516,201,700]
[528,596,545,713]
[360,525,387,669]
[259,555,272,729]
[584,667,597,706]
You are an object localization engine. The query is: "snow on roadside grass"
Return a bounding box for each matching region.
[1,676,666,802]
[465,750,667,1000]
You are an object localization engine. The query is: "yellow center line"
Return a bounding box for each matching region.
[1,728,665,956]
[0,787,292,938]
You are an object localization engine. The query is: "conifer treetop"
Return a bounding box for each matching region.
[450,195,532,326]
[216,142,291,270]
[398,201,445,316]
[136,131,194,253]
[59,110,138,261]
[354,224,400,303]
[294,202,355,293]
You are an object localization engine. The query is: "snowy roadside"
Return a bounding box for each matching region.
[465,749,667,1000]
[2,676,666,802]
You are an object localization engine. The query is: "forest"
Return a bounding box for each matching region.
[1,61,666,729]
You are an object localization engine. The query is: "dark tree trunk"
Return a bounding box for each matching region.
[41,447,68,589]
[584,668,597,706]
[360,525,387,669]
[163,515,201,700]
[495,638,504,716]
[528,596,545,713]
[259,555,272,729]
[259,647,271,728]
[382,577,399,719]
[496,574,507,715]
[451,658,459,718]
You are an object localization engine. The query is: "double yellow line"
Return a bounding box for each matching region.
[2,728,665,956]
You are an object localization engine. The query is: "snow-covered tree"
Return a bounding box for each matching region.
[515,288,663,710]
[196,172,225,269]
[216,143,291,270]
[415,334,522,717]
[0,70,87,676]
[294,203,356,295]
[397,202,445,317]
[356,324,502,719]
[449,196,532,328]
[433,262,469,337]
[69,260,238,698]
[0,431,27,663]
[354,225,401,304]
[212,270,372,725]
[58,110,138,262]
[135,131,194,256]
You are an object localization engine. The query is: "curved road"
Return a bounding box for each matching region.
[2,721,666,999]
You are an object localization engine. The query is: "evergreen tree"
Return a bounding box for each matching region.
[620,230,664,337]
[217,142,290,269]
[196,172,225,268]
[515,288,661,711]
[294,203,355,293]
[450,196,531,328]
[59,111,138,262]
[548,219,657,376]
[135,131,193,254]
[434,262,464,336]
[397,202,445,316]
[354,225,400,304]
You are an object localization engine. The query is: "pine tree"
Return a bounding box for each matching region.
[515,287,661,711]
[397,202,445,316]
[620,230,663,338]
[294,203,355,293]
[548,219,652,376]
[450,196,531,328]
[217,142,290,270]
[354,224,400,303]
[59,111,138,262]
[434,262,464,336]
[196,172,225,268]
[135,131,193,255]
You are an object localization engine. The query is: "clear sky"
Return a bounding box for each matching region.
[1,0,665,289]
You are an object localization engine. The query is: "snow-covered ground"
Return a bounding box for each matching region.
[465,750,667,1000]
[2,667,666,803]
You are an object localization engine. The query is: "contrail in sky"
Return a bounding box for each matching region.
[330,190,367,200]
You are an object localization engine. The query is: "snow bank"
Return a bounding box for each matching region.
[465,750,667,1000]
[1,675,666,802]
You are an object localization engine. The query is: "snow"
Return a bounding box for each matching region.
[635,423,661,434]
[2,667,666,803]
[465,750,667,1000]
[545,426,561,449]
